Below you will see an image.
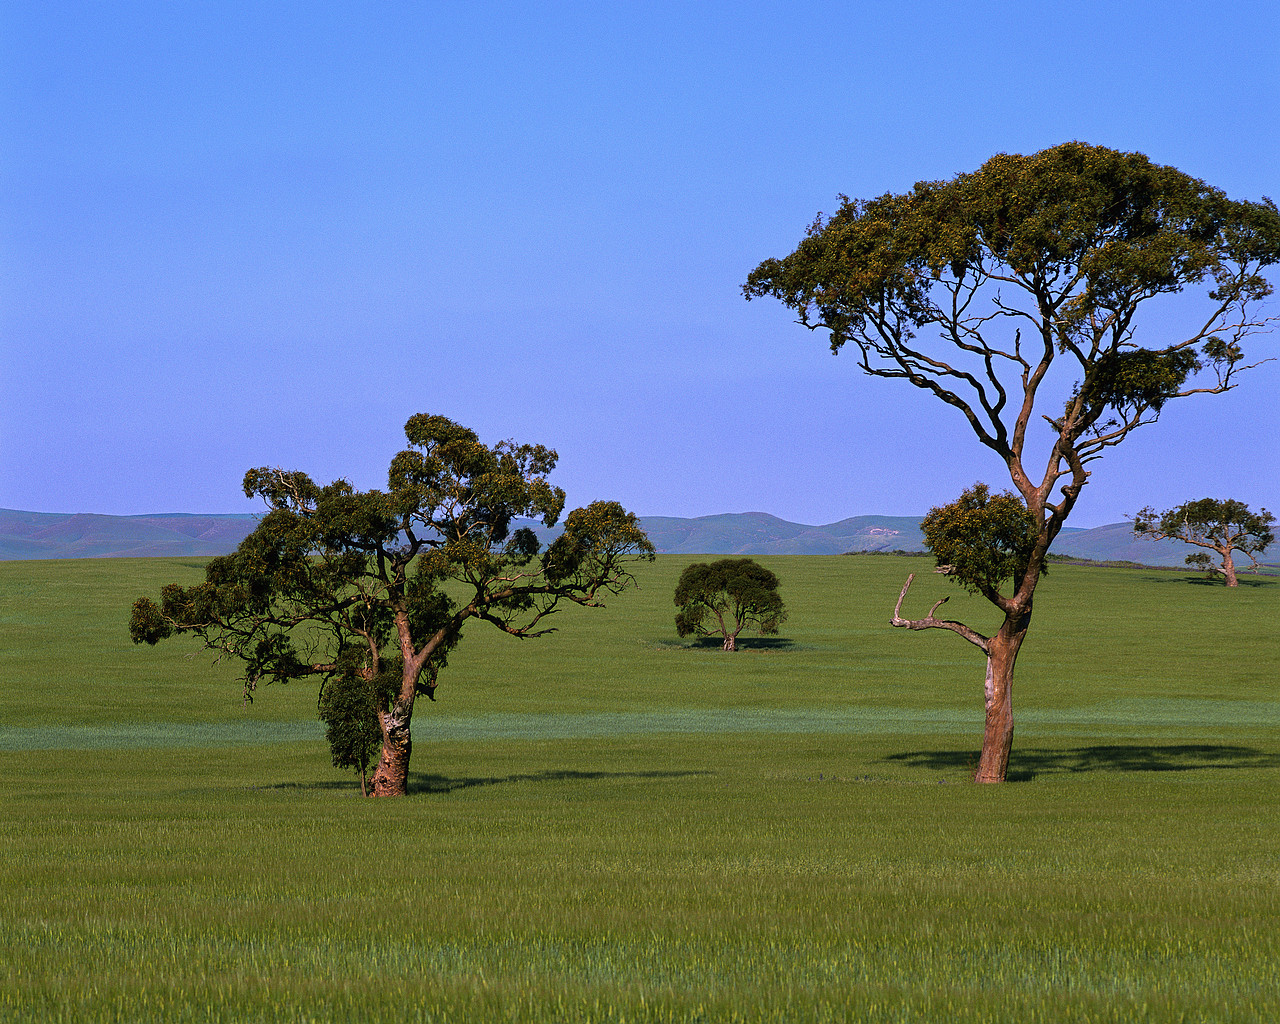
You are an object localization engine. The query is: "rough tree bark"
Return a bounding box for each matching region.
[371,698,414,797]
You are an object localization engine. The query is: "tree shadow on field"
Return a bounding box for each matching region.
[409,767,713,795]
[246,779,361,793]
[1138,573,1277,588]
[685,636,797,651]
[248,769,711,796]
[885,744,1280,781]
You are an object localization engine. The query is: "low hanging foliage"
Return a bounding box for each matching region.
[130,413,655,797]
[920,484,1040,599]
[674,558,787,651]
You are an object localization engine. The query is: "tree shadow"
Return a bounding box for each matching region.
[685,636,797,651]
[886,744,1280,781]
[247,768,712,796]
[408,767,713,795]
[1138,573,1276,587]
[244,779,361,792]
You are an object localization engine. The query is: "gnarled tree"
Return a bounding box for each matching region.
[130,414,655,796]
[745,142,1280,782]
[1134,498,1274,585]
[674,557,787,651]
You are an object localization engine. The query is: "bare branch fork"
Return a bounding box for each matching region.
[890,574,991,653]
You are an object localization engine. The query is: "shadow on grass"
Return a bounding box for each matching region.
[645,636,797,652]
[250,768,712,796]
[1138,573,1277,587]
[886,744,1280,781]
[410,767,713,795]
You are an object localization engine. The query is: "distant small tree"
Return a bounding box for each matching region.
[1133,499,1274,585]
[674,558,787,651]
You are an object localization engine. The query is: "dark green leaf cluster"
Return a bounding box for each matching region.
[317,656,396,791]
[130,415,654,722]
[746,143,1279,354]
[921,484,1040,598]
[1134,498,1274,556]
[673,558,787,644]
[744,143,1280,464]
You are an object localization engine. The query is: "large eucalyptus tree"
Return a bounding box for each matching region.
[131,414,654,796]
[745,142,1279,782]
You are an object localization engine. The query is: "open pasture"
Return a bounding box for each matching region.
[1,555,1277,1022]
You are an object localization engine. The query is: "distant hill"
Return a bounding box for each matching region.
[0,510,260,560]
[0,507,1245,568]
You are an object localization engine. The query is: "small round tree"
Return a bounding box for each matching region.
[1133,498,1275,585]
[674,558,787,651]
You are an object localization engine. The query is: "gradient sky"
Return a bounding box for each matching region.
[2,1,1277,527]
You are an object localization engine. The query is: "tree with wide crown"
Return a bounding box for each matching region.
[131,414,655,796]
[745,142,1280,782]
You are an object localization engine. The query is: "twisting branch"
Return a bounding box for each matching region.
[890,574,991,654]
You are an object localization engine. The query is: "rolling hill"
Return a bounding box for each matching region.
[0,507,1221,567]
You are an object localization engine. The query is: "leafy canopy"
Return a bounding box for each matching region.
[130,413,655,707]
[745,142,1280,615]
[921,484,1040,600]
[674,558,787,644]
[1134,498,1274,566]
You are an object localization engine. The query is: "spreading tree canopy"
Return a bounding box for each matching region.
[674,558,787,651]
[1134,498,1274,585]
[745,142,1280,782]
[131,414,655,796]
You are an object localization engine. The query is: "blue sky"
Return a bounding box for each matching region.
[2,1,1277,527]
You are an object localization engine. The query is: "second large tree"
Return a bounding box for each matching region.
[745,142,1279,782]
[131,414,654,796]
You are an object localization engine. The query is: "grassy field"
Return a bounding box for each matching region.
[1,554,1277,1022]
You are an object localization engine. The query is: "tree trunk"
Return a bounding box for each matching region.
[973,617,1028,783]
[723,634,736,652]
[1221,548,1238,587]
[370,702,413,796]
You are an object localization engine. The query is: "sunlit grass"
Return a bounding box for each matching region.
[1,556,1277,1021]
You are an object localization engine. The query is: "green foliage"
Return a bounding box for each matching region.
[745,143,1280,362]
[744,141,1280,531]
[129,414,654,789]
[316,662,387,793]
[674,558,787,648]
[1134,498,1275,577]
[1184,552,1216,574]
[921,484,1039,598]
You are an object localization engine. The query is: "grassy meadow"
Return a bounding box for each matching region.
[1,554,1277,1022]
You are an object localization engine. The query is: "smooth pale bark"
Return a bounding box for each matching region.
[1222,549,1239,587]
[973,617,1029,784]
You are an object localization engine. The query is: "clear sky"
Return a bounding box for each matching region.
[2,1,1277,527]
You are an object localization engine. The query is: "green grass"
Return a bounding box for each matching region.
[1,556,1277,1022]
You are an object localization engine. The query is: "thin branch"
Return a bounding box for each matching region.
[889,574,991,653]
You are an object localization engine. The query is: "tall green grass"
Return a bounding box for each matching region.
[1,556,1277,1022]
